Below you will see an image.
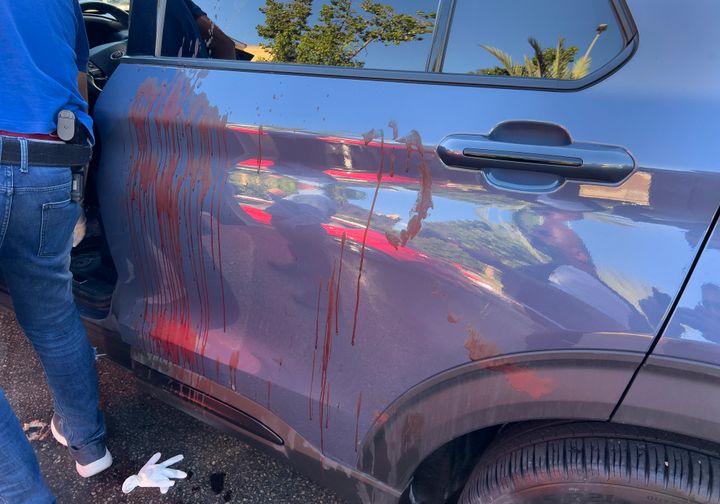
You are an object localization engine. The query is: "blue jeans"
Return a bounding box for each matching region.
[0,154,106,503]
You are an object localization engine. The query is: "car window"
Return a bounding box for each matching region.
[89,0,129,7]
[442,0,626,80]
[162,0,438,71]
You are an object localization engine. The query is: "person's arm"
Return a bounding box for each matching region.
[196,15,236,60]
[73,0,91,104]
[77,72,88,102]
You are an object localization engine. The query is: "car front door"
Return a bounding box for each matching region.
[93,0,720,499]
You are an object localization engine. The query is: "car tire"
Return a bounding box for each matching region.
[458,421,720,504]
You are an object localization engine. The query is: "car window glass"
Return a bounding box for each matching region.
[443,0,625,80]
[162,0,438,71]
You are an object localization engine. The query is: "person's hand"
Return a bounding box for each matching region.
[122,453,187,494]
[72,210,86,248]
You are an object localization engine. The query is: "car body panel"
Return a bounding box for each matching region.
[91,0,720,497]
[613,218,720,444]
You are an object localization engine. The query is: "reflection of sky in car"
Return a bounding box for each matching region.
[193,0,623,74]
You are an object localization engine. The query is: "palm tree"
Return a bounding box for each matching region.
[477,24,608,80]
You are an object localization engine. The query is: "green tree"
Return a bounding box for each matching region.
[257,0,435,67]
[257,0,314,63]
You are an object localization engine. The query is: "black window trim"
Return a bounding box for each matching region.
[125,0,637,93]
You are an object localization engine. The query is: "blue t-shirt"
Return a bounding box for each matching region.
[0,0,92,138]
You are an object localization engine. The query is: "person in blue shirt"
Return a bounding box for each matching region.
[127,0,237,59]
[0,1,111,501]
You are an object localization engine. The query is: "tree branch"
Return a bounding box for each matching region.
[348,37,374,61]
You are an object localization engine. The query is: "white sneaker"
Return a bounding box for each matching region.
[51,414,113,478]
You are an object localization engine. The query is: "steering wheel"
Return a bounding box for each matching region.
[82,2,130,107]
[81,1,129,27]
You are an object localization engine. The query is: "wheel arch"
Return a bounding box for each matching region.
[357,350,643,493]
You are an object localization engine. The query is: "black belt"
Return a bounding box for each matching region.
[0,135,92,167]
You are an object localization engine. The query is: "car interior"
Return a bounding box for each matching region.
[67,2,133,317]
[73,1,256,317]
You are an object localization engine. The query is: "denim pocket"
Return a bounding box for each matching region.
[39,198,81,257]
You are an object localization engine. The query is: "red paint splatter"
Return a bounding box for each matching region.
[309,278,323,420]
[464,324,555,400]
[447,313,460,324]
[495,364,556,400]
[354,392,363,452]
[372,410,390,427]
[351,129,385,346]
[464,327,497,361]
[257,125,264,174]
[335,232,346,335]
[394,130,433,247]
[126,71,232,373]
[319,262,337,452]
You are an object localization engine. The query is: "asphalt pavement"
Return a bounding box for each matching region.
[0,310,346,504]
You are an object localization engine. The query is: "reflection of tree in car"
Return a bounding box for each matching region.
[256,0,434,66]
[475,24,608,79]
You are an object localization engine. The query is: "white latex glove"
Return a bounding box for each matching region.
[72,210,86,248]
[122,453,187,494]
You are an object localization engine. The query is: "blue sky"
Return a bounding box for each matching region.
[194,0,624,74]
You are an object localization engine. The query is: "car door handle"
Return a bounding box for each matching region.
[437,133,635,185]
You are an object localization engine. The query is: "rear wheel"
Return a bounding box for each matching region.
[459,422,720,504]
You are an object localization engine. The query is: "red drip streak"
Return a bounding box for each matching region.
[309,278,323,420]
[351,130,384,346]
[319,262,336,453]
[335,232,346,335]
[257,125,264,174]
[354,392,363,452]
[126,72,231,373]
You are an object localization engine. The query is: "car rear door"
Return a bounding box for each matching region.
[93,0,720,494]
